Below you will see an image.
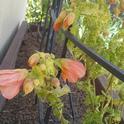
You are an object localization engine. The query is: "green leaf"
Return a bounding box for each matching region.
[52,85,70,97]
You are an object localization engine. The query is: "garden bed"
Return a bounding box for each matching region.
[0,31,39,124]
[0,26,86,124]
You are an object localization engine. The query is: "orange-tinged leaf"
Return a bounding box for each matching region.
[70,0,76,8]
[120,0,124,12]
[114,8,120,16]
[108,0,116,4]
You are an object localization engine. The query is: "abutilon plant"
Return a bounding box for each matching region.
[0,52,86,124]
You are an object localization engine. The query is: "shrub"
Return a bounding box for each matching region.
[25,0,43,23]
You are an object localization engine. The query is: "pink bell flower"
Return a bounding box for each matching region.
[63,12,75,30]
[0,69,28,99]
[53,10,67,32]
[61,59,86,83]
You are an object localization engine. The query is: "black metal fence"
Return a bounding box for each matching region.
[38,0,124,123]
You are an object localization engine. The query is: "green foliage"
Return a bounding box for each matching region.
[69,0,124,70]
[77,78,123,124]
[25,0,51,23]
[60,0,124,123]
[35,85,70,124]
[25,0,42,23]
[42,0,51,17]
[83,111,103,124]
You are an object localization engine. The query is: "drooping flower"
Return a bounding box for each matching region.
[28,53,40,67]
[63,12,75,30]
[53,19,63,32]
[0,69,28,99]
[23,78,34,95]
[61,59,86,83]
[53,10,67,32]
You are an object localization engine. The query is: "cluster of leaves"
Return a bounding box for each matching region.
[77,76,124,124]
[25,0,50,23]
[56,0,124,123]
[25,0,42,23]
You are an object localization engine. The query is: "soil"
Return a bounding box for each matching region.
[0,31,40,124]
[0,27,86,124]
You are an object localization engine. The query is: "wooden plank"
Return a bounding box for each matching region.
[95,75,108,95]
[0,21,28,69]
[0,21,28,111]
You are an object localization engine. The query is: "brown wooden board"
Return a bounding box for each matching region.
[0,21,28,111]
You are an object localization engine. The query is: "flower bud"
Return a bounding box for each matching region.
[23,79,34,95]
[28,53,40,67]
[33,79,41,86]
[51,78,60,88]
[40,64,46,71]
